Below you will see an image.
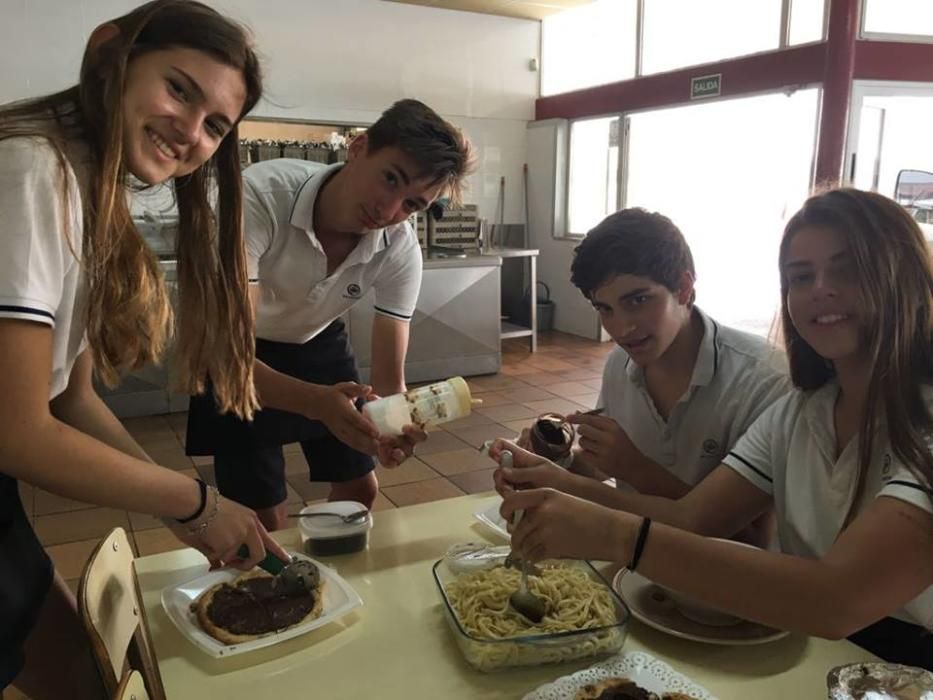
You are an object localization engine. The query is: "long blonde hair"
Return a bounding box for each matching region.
[779,189,933,509]
[0,0,261,419]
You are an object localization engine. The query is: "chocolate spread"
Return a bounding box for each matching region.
[207,577,316,635]
[585,681,658,700]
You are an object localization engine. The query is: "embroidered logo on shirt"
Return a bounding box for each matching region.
[882,452,892,477]
[702,438,719,456]
[345,283,362,299]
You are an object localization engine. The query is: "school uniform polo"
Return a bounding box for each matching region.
[244,159,422,343]
[723,384,933,630]
[0,136,88,686]
[186,159,422,508]
[598,309,790,488]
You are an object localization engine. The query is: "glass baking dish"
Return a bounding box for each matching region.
[432,556,630,672]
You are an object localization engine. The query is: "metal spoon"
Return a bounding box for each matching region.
[286,509,369,524]
[502,450,547,623]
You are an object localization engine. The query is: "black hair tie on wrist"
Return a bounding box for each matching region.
[176,478,208,524]
[628,517,652,571]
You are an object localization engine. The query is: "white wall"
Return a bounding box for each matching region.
[0,0,540,223]
[526,119,600,339]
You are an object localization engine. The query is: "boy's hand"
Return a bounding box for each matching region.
[567,412,633,478]
[303,382,379,455]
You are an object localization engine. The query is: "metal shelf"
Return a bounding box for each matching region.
[501,320,534,339]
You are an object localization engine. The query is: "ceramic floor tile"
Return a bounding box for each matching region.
[45,537,101,580]
[573,393,600,409]
[499,386,557,403]
[413,430,472,455]
[380,478,465,507]
[551,368,604,382]
[499,420,530,436]
[286,478,330,503]
[33,489,96,516]
[284,450,310,476]
[442,413,496,430]
[581,379,604,391]
[546,381,596,398]
[475,403,538,423]
[522,357,579,372]
[469,391,512,407]
[374,457,439,487]
[467,375,529,392]
[372,491,396,511]
[447,468,496,495]
[195,463,216,486]
[445,423,517,449]
[419,448,496,476]
[135,431,184,452]
[128,511,164,532]
[146,447,195,471]
[514,372,564,387]
[522,398,589,417]
[133,527,187,557]
[34,507,131,546]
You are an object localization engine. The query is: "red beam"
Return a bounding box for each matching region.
[535,43,826,121]
[854,40,933,81]
[814,0,859,185]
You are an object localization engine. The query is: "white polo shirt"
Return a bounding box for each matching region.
[243,159,423,344]
[598,309,790,487]
[723,384,933,628]
[0,136,87,400]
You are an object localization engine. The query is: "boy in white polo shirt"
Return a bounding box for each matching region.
[522,209,789,509]
[187,99,475,529]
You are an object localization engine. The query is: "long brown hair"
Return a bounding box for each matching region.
[779,188,933,504]
[0,0,261,418]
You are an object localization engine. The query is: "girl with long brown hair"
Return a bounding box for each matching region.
[0,2,287,696]
[492,188,933,667]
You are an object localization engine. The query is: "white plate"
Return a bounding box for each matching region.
[522,650,716,699]
[612,569,789,646]
[473,499,510,541]
[160,552,362,658]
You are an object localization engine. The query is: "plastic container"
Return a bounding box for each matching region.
[298,501,373,556]
[528,412,575,461]
[432,554,629,672]
[362,376,474,436]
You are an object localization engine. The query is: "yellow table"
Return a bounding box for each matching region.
[134,493,876,699]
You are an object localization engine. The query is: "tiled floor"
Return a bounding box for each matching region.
[21,331,613,595]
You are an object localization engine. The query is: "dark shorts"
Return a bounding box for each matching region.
[185,320,375,510]
[0,474,53,690]
[849,616,933,670]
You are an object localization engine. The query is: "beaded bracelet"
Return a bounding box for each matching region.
[185,485,220,538]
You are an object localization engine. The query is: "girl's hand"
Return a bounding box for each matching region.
[499,487,635,563]
[169,492,290,570]
[488,439,574,496]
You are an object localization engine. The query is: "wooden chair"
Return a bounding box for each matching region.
[78,528,165,700]
[114,671,149,700]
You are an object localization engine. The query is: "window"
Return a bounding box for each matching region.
[863,0,933,38]
[789,0,826,45]
[642,0,783,75]
[567,116,620,236]
[541,0,637,96]
[624,89,819,336]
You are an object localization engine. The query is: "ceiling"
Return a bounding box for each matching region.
[381,0,593,21]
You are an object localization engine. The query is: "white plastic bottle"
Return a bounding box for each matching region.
[362,376,477,435]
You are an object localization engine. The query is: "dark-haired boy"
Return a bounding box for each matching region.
[524,208,789,508]
[186,99,475,530]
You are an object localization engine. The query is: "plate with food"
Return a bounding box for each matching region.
[827,662,933,699]
[434,547,629,672]
[473,498,510,541]
[523,650,716,699]
[612,568,788,646]
[161,552,362,658]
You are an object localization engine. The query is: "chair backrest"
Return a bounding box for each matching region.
[114,670,150,700]
[79,527,165,700]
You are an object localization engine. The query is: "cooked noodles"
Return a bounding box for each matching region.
[443,563,624,670]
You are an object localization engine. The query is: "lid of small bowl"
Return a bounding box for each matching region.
[298,500,372,540]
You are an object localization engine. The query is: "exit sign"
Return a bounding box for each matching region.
[691,73,721,99]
